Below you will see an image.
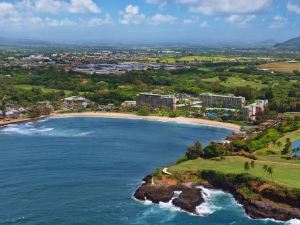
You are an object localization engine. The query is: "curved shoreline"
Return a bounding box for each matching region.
[51,112,241,131]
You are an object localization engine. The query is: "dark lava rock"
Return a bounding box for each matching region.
[172,187,204,213]
[134,184,174,203]
[241,198,300,221]
[142,175,152,184]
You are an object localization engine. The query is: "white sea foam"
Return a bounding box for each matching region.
[0,123,93,137]
[134,185,300,224]
[286,219,300,225]
[196,186,224,216]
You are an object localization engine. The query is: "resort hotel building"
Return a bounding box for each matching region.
[199,93,245,110]
[242,100,269,121]
[136,93,176,109]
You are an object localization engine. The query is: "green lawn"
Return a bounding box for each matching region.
[14,85,73,95]
[202,77,266,89]
[265,129,300,154]
[169,156,300,188]
[222,77,266,89]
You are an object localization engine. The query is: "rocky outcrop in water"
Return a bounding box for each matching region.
[134,176,204,213]
[172,187,203,213]
[134,184,174,203]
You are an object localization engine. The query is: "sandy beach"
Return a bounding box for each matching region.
[51,112,241,131]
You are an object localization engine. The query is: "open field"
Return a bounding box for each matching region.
[144,56,237,63]
[202,77,267,89]
[169,155,300,188]
[258,62,300,73]
[14,85,73,95]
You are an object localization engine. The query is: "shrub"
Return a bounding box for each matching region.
[137,106,150,116]
[202,142,226,159]
[185,140,203,160]
[152,168,163,179]
[176,155,188,164]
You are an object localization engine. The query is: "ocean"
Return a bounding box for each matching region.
[0,117,298,225]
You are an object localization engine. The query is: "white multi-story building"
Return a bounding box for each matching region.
[199,93,245,110]
[242,100,269,121]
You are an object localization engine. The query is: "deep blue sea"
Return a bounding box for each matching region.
[0,117,298,225]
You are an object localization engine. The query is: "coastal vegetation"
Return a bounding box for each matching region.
[1,55,300,114]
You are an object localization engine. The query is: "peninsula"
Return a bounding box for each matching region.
[134,115,300,221]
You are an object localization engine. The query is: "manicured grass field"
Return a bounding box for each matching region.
[258,62,300,73]
[169,156,300,188]
[266,129,300,154]
[202,77,266,89]
[14,85,73,95]
[222,77,266,89]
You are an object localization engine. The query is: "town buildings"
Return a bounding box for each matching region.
[136,93,176,109]
[62,96,92,109]
[121,101,137,108]
[199,93,245,110]
[242,100,269,121]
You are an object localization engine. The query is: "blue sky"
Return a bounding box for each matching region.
[0,0,300,44]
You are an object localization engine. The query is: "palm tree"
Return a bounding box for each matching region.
[244,161,250,172]
[277,141,282,147]
[0,96,9,118]
[267,167,273,180]
[263,165,268,173]
[250,161,255,169]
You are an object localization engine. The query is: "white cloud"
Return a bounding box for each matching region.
[145,0,272,15]
[269,16,287,29]
[287,1,300,14]
[68,0,100,13]
[119,4,178,25]
[182,16,199,24]
[149,13,177,24]
[16,0,101,14]
[87,14,113,26]
[120,5,146,24]
[0,2,18,17]
[34,0,64,14]
[45,17,77,26]
[227,14,256,26]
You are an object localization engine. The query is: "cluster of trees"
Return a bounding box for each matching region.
[184,140,228,160]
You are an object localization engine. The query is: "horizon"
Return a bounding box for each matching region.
[0,0,299,44]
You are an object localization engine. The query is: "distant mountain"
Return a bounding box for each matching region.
[257,39,278,47]
[275,36,300,50]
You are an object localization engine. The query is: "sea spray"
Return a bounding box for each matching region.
[0,123,93,137]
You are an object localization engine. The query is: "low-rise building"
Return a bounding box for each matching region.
[121,101,136,108]
[62,96,91,109]
[0,109,22,119]
[242,100,269,121]
[136,93,176,109]
[97,104,115,112]
[199,93,245,110]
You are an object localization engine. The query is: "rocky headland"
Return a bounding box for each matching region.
[134,171,300,221]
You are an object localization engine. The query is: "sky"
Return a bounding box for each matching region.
[0,0,300,44]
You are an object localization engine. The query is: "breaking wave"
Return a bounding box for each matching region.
[0,123,93,137]
[196,186,226,216]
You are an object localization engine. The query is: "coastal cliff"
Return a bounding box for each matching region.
[134,171,300,221]
[134,175,204,213]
